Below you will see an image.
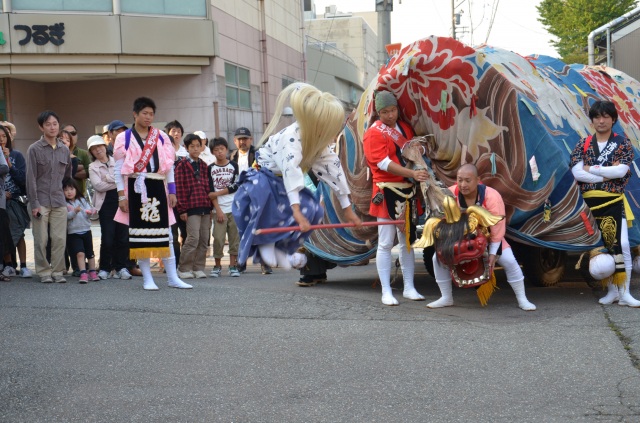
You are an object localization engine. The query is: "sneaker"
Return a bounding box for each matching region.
[19,267,33,278]
[238,263,247,273]
[79,273,89,284]
[40,275,53,283]
[72,270,81,277]
[2,266,16,277]
[193,270,207,279]
[88,270,100,281]
[98,270,110,280]
[118,268,132,280]
[53,274,67,283]
[229,266,241,277]
[177,270,195,279]
[261,264,273,275]
[209,266,221,278]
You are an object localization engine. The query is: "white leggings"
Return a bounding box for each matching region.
[138,231,176,273]
[376,218,414,289]
[622,218,631,272]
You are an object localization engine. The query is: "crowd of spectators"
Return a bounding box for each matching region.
[0,115,267,284]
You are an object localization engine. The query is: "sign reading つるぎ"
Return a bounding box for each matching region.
[13,23,65,46]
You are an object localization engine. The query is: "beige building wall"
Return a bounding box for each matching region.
[211,0,305,140]
[306,16,378,88]
[306,45,364,110]
[2,0,305,152]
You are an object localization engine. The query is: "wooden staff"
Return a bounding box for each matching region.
[254,220,405,235]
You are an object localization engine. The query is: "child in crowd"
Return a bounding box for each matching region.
[208,137,240,277]
[64,178,99,283]
[175,133,213,279]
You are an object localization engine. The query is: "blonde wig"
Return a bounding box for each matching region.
[258,82,345,172]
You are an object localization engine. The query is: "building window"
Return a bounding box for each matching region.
[13,0,112,12]
[12,0,207,16]
[225,63,251,109]
[122,0,206,17]
[282,76,297,90]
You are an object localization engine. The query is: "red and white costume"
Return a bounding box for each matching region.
[363,119,424,305]
[363,119,414,218]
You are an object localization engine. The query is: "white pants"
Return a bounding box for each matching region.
[376,218,415,289]
[621,218,631,272]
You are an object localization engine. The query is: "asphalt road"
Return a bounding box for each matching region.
[2,247,640,423]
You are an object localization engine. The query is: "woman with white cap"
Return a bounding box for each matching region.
[87,135,131,280]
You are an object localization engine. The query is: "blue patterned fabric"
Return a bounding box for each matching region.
[307,36,640,265]
[232,168,324,265]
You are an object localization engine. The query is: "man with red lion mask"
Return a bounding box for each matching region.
[427,164,536,311]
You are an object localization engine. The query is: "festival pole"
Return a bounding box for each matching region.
[254,220,405,235]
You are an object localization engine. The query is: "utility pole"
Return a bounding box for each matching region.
[376,0,393,68]
[451,0,456,40]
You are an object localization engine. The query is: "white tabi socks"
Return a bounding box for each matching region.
[165,257,192,289]
[165,244,192,289]
[376,245,398,305]
[618,271,640,307]
[398,247,425,301]
[138,259,158,291]
[509,278,536,311]
[427,279,454,308]
[598,282,619,305]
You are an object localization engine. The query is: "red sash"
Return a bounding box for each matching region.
[374,121,410,150]
[133,127,161,172]
[583,133,618,154]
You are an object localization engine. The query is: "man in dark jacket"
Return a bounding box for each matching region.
[229,127,256,174]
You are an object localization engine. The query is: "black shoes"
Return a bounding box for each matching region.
[296,273,327,287]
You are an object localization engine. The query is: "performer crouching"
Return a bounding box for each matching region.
[428,164,536,311]
[233,83,361,270]
[113,96,192,291]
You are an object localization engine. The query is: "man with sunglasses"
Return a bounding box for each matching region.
[62,124,91,197]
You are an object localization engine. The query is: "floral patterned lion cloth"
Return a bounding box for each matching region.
[304,36,640,264]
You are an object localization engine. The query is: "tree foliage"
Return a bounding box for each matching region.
[537,0,637,64]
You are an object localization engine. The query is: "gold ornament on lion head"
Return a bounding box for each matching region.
[413,194,505,248]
